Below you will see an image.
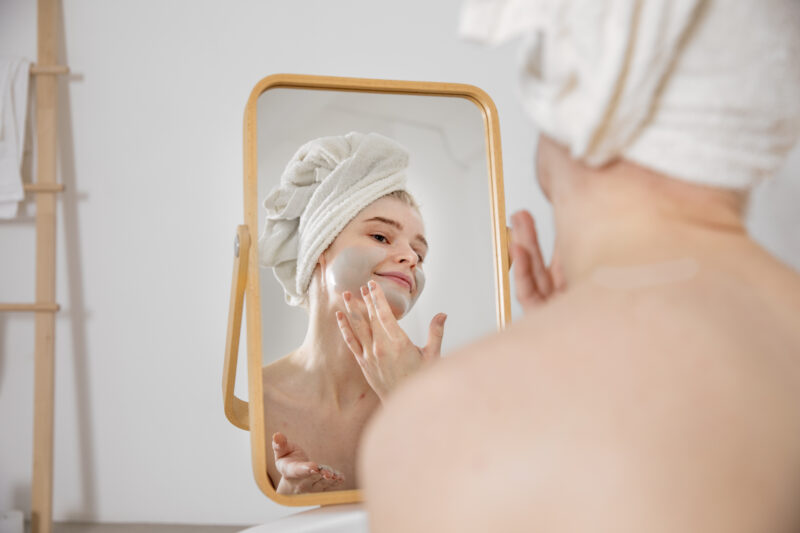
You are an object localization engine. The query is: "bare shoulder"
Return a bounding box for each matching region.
[361,280,800,532]
[360,288,632,531]
[261,352,301,399]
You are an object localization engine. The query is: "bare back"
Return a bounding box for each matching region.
[362,239,800,532]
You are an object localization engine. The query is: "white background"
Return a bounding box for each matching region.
[1,0,798,527]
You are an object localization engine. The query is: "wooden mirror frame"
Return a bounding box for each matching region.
[223,73,511,506]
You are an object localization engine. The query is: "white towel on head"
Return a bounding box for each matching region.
[0,57,31,218]
[259,132,409,306]
[459,0,800,189]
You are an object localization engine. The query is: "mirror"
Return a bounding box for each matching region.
[230,74,510,507]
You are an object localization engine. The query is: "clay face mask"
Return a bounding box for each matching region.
[374,267,425,318]
[324,245,425,318]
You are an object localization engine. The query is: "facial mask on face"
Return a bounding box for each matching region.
[324,246,425,318]
[373,267,425,318]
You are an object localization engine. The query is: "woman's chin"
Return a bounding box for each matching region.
[390,296,419,319]
[390,307,406,320]
[375,281,412,316]
[386,298,410,319]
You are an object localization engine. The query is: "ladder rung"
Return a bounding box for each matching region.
[30,64,69,75]
[24,183,64,193]
[0,303,60,312]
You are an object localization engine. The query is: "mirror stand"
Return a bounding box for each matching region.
[223,225,251,431]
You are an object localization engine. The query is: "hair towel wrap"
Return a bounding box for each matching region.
[460,0,800,189]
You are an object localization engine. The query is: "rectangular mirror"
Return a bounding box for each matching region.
[233,74,510,507]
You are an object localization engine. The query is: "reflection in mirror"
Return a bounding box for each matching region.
[256,89,496,494]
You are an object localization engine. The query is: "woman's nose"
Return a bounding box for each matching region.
[394,242,418,266]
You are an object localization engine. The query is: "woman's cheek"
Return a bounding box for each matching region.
[324,245,425,319]
[413,268,426,298]
[324,246,386,295]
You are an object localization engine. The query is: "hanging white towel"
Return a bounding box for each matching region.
[0,57,31,219]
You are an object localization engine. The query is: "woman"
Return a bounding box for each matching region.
[259,132,447,494]
[361,1,800,531]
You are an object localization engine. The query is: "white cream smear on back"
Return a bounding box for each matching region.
[325,246,425,318]
[591,257,699,290]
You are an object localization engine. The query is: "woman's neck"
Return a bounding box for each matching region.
[289,300,376,410]
[551,160,749,284]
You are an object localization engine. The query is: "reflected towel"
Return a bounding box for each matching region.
[0,57,30,218]
[459,0,800,189]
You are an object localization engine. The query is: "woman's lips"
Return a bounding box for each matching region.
[376,272,413,292]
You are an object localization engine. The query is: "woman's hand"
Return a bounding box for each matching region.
[272,432,345,494]
[509,210,565,312]
[336,280,446,402]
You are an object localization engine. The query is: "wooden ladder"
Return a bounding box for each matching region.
[0,1,68,532]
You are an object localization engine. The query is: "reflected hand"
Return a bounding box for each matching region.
[336,280,446,402]
[509,210,565,312]
[272,432,345,494]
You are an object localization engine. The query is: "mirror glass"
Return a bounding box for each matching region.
[255,88,498,494]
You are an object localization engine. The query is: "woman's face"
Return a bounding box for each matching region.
[319,196,427,318]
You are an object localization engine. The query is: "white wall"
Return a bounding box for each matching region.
[0,0,797,527]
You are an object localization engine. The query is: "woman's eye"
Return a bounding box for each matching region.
[371,234,388,243]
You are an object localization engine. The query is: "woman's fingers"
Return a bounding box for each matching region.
[290,464,344,493]
[511,210,553,296]
[360,285,377,323]
[510,243,544,309]
[360,283,386,337]
[550,248,567,292]
[424,313,447,359]
[510,216,540,306]
[318,465,345,483]
[281,460,320,480]
[272,432,306,461]
[510,210,564,312]
[336,311,365,362]
[342,291,373,353]
[308,469,345,492]
[360,284,391,348]
[272,432,290,457]
[366,280,404,339]
[292,471,325,493]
